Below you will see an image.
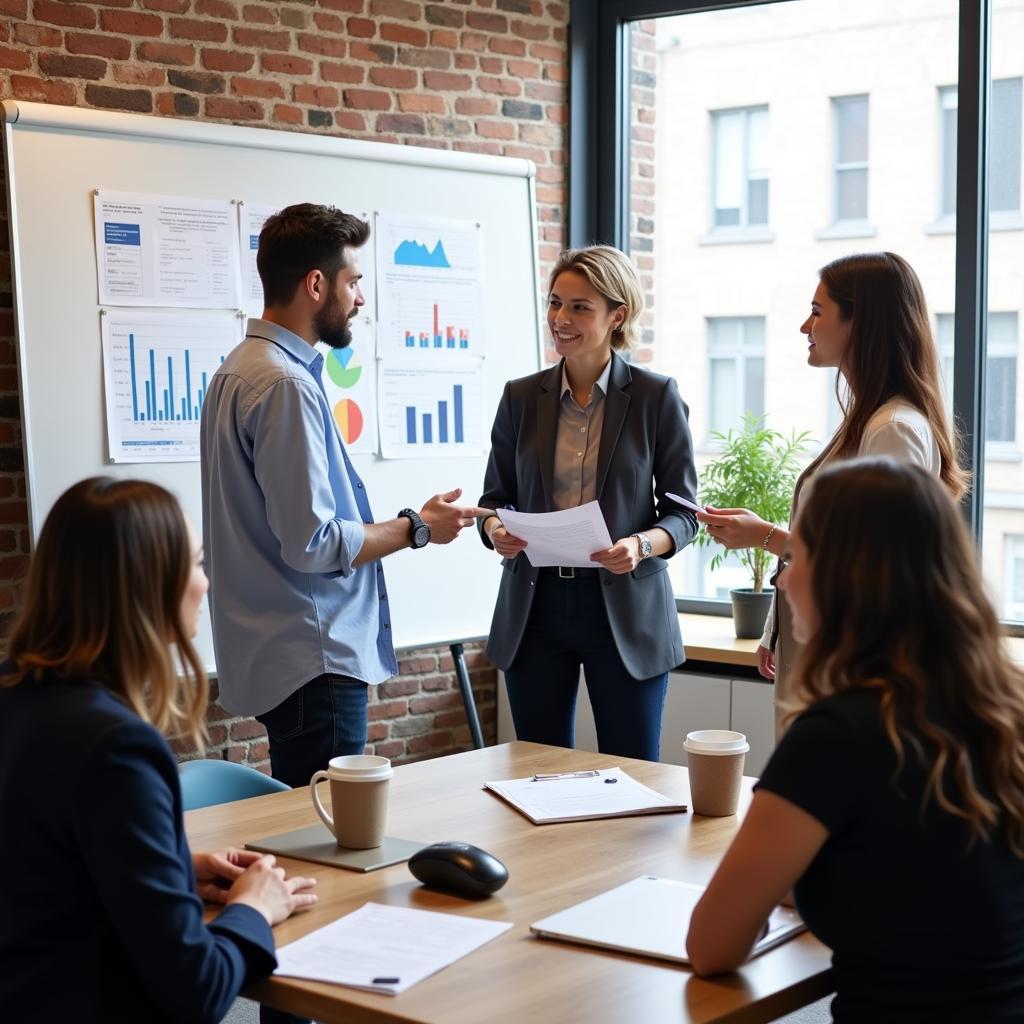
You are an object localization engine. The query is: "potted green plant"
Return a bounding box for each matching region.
[695,414,810,638]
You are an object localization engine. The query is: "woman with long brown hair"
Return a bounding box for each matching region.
[699,252,967,736]
[0,477,317,1024]
[687,459,1024,1021]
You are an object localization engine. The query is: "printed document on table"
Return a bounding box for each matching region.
[496,501,613,567]
[484,767,687,825]
[274,903,511,995]
[94,190,241,308]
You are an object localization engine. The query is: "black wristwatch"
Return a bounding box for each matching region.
[398,508,431,549]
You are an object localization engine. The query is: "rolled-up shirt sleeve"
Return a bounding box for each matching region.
[248,377,365,576]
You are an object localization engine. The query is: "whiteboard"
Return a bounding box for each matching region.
[2,100,543,667]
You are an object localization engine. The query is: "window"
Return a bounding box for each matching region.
[1003,535,1024,620]
[707,317,766,438]
[937,312,1018,446]
[833,95,869,222]
[711,106,769,229]
[940,78,1023,217]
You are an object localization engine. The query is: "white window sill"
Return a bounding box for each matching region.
[699,226,775,246]
[926,213,1024,235]
[814,222,877,240]
[985,443,1022,463]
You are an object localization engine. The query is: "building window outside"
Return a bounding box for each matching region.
[708,316,766,439]
[711,106,769,229]
[937,312,1019,447]
[1003,535,1024,620]
[941,78,1023,217]
[833,94,869,223]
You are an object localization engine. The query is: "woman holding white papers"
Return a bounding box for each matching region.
[478,245,698,760]
[697,252,966,738]
[0,478,317,1024]
[688,459,1024,1021]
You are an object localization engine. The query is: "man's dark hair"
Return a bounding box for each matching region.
[257,203,370,307]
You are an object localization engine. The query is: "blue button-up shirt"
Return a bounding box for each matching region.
[200,319,397,716]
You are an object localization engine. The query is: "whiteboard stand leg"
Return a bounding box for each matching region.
[450,643,484,750]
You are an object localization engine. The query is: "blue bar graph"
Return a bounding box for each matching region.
[128,332,228,424]
[400,382,466,445]
[406,406,416,444]
[438,400,448,443]
[454,384,464,443]
[422,413,432,443]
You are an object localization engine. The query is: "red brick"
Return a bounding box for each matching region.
[460,30,485,51]
[489,36,526,56]
[334,109,366,131]
[205,96,264,119]
[137,41,196,66]
[479,56,502,73]
[366,722,389,742]
[202,48,255,72]
[479,75,521,96]
[467,11,506,31]
[476,118,515,140]
[66,31,132,59]
[407,730,453,754]
[524,80,561,101]
[368,699,409,720]
[13,22,61,46]
[242,3,276,23]
[425,2,461,26]
[280,7,307,28]
[293,83,338,106]
[370,0,421,19]
[347,16,375,37]
[318,0,362,8]
[543,60,566,82]
[229,718,266,740]
[85,83,155,112]
[143,0,189,10]
[507,58,541,77]
[100,9,164,35]
[168,68,225,93]
[398,93,443,113]
[396,45,448,68]
[297,33,345,57]
[232,76,284,99]
[454,138,501,157]
[343,88,391,110]
[380,22,427,46]
[38,54,107,79]
[369,66,416,89]
[314,11,344,32]
[455,96,497,116]
[114,65,166,86]
[423,70,471,91]
[196,0,237,16]
[350,41,394,63]
[260,53,313,75]
[530,42,562,61]
[373,740,405,759]
[169,18,229,42]
[32,0,96,28]
[453,53,475,69]
[273,103,302,125]
[0,0,27,16]
[378,677,418,698]
[321,60,364,84]
[512,18,549,40]
[0,45,31,70]
[232,27,290,50]
[430,28,457,48]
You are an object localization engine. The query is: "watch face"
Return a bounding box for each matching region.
[413,524,431,548]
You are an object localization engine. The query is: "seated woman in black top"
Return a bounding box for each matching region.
[687,458,1024,1023]
[0,477,317,1024]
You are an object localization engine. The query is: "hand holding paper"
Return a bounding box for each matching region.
[495,501,613,568]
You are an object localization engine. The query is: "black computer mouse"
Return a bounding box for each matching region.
[408,841,509,900]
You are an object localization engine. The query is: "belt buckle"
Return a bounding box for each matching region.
[558,566,576,579]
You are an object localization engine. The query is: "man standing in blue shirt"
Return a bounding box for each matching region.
[201,204,487,790]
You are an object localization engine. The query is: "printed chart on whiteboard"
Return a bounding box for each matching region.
[316,316,377,456]
[374,212,484,359]
[100,309,244,463]
[378,358,485,459]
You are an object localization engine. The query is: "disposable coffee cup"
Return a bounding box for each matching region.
[683,730,749,817]
[310,754,394,849]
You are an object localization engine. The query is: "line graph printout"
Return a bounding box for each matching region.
[316,316,377,456]
[375,213,484,359]
[378,356,485,459]
[101,309,244,462]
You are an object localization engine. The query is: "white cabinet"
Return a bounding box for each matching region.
[496,670,774,776]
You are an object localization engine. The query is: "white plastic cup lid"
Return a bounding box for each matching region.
[326,754,394,781]
[683,729,750,755]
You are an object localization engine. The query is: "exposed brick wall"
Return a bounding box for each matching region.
[0,0,569,771]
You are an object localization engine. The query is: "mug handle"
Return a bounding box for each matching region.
[310,770,335,836]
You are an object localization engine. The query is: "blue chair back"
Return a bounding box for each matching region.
[179,758,290,811]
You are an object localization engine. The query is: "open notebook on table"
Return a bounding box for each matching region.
[531,876,805,965]
[484,767,687,824]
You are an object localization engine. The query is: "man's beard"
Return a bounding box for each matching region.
[314,283,355,349]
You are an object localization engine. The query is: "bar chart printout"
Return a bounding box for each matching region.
[379,358,484,459]
[101,310,243,462]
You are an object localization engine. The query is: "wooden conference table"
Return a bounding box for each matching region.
[185,742,833,1024]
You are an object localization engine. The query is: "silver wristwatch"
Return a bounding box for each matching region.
[632,532,652,560]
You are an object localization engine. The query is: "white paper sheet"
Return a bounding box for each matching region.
[484,767,687,824]
[274,902,512,995]
[496,501,613,568]
[237,201,279,317]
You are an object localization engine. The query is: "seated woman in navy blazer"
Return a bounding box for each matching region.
[687,459,1024,1022]
[0,477,317,1024]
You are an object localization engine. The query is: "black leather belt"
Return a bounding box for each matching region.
[541,566,599,579]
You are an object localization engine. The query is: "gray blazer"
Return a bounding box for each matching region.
[478,353,699,679]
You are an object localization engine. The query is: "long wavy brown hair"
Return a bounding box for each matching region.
[803,252,968,500]
[789,458,1024,854]
[2,477,208,748]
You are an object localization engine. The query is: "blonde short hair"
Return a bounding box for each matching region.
[548,245,645,351]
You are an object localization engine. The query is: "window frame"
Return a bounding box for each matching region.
[571,0,993,623]
[831,93,870,226]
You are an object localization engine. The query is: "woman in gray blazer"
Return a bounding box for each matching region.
[478,246,698,760]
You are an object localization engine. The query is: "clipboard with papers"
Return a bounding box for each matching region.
[483,767,687,824]
[530,876,806,965]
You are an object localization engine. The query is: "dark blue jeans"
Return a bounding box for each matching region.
[255,673,370,790]
[504,572,668,761]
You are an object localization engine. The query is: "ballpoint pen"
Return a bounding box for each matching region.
[532,770,601,781]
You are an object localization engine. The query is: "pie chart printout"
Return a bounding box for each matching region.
[326,348,362,389]
[334,398,364,444]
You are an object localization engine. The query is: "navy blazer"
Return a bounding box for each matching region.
[0,668,276,1024]
[479,354,699,679]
